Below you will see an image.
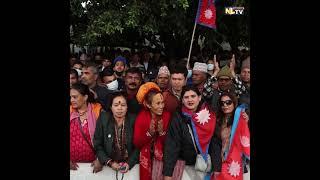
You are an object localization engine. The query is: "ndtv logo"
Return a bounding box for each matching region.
[225,7,245,15]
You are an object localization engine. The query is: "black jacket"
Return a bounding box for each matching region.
[92,85,112,111]
[163,111,221,176]
[93,111,139,169]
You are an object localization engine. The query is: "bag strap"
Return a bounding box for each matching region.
[78,119,96,154]
[116,170,124,180]
[187,123,198,154]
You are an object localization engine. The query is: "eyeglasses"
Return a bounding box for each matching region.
[220,100,233,106]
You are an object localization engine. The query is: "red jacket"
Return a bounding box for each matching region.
[162,89,180,113]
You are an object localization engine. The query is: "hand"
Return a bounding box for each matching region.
[70,160,79,170]
[212,83,219,90]
[229,54,236,78]
[119,162,129,173]
[149,118,156,136]
[91,159,103,173]
[157,118,164,135]
[164,176,172,180]
[213,172,220,179]
[242,111,249,123]
[111,161,121,171]
[213,55,220,77]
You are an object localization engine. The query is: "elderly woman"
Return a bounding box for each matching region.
[133,82,177,180]
[163,85,217,180]
[212,92,250,180]
[93,91,139,178]
[70,83,103,172]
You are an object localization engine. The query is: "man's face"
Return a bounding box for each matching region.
[81,67,98,86]
[70,58,77,65]
[170,73,186,92]
[131,54,140,63]
[192,70,207,85]
[125,72,142,90]
[102,74,116,84]
[143,52,150,62]
[218,76,233,91]
[70,73,78,87]
[113,61,125,72]
[154,53,161,61]
[240,68,250,83]
[102,59,112,67]
[156,74,169,90]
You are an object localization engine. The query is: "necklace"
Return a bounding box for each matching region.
[78,110,87,116]
[114,122,125,152]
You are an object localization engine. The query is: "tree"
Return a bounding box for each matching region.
[70,0,249,57]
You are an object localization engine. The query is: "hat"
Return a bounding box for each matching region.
[113,56,127,65]
[158,66,170,76]
[136,82,161,104]
[193,62,208,73]
[217,65,233,78]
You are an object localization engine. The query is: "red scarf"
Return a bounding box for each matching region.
[182,103,216,155]
[133,109,171,180]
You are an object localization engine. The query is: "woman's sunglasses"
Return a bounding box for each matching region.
[220,100,233,106]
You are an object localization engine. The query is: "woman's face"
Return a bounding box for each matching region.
[220,95,235,114]
[182,90,201,112]
[111,96,128,119]
[148,93,165,116]
[70,89,87,109]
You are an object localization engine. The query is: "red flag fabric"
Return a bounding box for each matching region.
[213,112,250,180]
[182,103,216,154]
[196,0,217,29]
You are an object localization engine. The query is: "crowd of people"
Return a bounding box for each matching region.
[70,47,250,180]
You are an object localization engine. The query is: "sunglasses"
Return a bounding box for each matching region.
[220,100,233,106]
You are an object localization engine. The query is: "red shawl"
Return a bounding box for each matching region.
[133,108,171,180]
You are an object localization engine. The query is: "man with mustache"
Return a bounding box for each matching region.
[124,67,143,114]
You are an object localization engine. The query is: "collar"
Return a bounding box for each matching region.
[170,88,181,100]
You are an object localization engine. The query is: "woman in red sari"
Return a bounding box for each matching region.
[133,82,177,180]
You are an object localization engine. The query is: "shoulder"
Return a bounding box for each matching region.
[162,111,172,121]
[135,109,149,122]
[127,113,138,122]
[162,90,175,99]
[91,103,102,111]
[97,110,113,123]
[170,111,184,123]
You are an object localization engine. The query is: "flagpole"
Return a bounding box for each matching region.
[187,21,197,68]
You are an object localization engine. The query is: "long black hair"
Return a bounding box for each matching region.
[216,92,238,128]
[70,83,96,103]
